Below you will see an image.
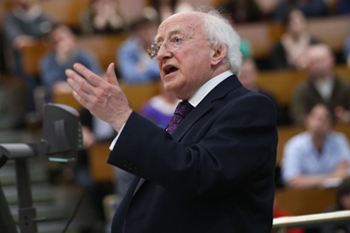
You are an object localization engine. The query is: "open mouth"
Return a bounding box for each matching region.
[164,66,179,75]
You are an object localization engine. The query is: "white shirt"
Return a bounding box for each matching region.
[109,70,234,150]
[313,77,335,101]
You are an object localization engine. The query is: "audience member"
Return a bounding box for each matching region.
[40,24,102,101]
[144,0,193,23]
[79,0,125,35]
[321,177,350,233]
[291,44,350,125]
[238,59,289,125]
[282,104,350,190]
[140,80,179,128]
[271,9,320,70]
[117,17,160,84]
[273,0,328,21]
[219,0,263,24]
[3,0,53,76]
[344,35,350,68]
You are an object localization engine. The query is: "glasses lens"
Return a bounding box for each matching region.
[148,43,160,59]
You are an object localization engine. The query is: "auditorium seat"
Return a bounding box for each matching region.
[309,15,350,53]
[120,82,160,113]
[38,0,89,29]
[275,187,337,215]
[256,69,308,106]
[88,142,114,182]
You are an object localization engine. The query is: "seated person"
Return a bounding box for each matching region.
[291,44,350,125]
[273,0,328,21]
[3,0,53,76]
[219,0,263,24]
[116,16,160,84]
[282,104,350,190]
[271,9,319,70]
[79,0,125,35]
[145,0,193,23]
[321,177,350,233]
[40,23,102,100]
[140,80,179,128]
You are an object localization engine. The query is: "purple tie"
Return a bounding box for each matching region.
[167,101,194,134]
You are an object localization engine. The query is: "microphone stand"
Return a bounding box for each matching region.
[0,142,49,233]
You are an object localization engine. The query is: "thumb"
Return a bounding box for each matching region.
[107,62,119,86]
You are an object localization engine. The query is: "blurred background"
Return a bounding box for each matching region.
[0,0,349,233]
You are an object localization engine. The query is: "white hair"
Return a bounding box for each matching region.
[200,9,242,75]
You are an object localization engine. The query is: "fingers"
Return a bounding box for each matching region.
[107,63,119,86]
[66,69,95,95]
[73,63,103,87]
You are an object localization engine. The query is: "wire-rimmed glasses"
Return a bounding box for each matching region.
[147,35,194,59]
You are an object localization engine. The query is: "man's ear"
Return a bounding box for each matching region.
[211,44,228,66]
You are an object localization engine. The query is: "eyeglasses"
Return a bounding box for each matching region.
[147,35,194,59]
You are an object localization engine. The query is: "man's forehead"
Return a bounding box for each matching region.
[156,12,204,39]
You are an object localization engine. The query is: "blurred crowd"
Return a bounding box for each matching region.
[0,0,350,233]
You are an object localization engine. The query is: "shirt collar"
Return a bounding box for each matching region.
[188,70,233,107]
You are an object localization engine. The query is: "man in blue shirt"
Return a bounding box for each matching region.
[282,103,350,189]
[40,24,102,98]
[117,17,160,84]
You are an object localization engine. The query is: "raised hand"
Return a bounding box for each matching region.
[65,62,132,132]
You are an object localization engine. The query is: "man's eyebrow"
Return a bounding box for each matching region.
[155,28,184,42]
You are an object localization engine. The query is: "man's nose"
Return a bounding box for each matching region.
[157,43,172,60]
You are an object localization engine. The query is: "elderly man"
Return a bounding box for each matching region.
[66,10,277,233]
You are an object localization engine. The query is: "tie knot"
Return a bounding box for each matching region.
[167,101,194,135]
[174,101,193,118]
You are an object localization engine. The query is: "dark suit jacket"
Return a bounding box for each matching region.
[107,75,278,233]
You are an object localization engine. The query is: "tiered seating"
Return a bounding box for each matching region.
[20,33,130,77]
[275,124,350,215]
[256,65,350,107]
[37,0,89,28]
[0,0,89,30]
[234,15,350,58]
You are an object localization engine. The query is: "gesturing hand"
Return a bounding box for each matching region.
[65,62,132,132]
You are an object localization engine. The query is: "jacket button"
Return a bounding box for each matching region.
[122,160,127,167]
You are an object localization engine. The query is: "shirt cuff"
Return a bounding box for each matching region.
[109,123,126,151]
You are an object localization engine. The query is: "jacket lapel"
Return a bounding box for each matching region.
[171,75,241,141]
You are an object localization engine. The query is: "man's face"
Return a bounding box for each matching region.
[50,26,75,51]
[155,13,214,100]
[136,24,157,48]
[305,104,332,137]
[306,46,334,77]
[287,10,307,37]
